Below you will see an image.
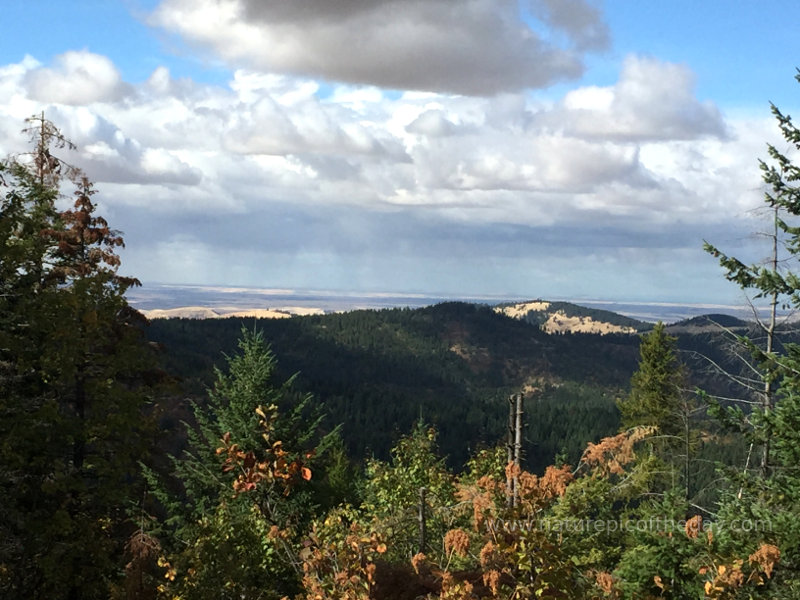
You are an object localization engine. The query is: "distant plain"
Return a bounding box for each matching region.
[127,283,763,324]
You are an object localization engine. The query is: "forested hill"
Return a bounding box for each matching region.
[666,313,751,333]
[146,301,739,471]
[495,299,651,333]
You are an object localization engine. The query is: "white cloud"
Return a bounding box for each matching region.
[149,0,608,95]
[0,49,781,301]
[406,110,458,137]
[24,50,129,105]
[551,56,727,141]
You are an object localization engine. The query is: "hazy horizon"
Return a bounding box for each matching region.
[127,282,769,324]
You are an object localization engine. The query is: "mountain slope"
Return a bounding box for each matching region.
[146,300,763,473]
[495,300,650,334]
[147,302,640,470]
[665,313,752,334]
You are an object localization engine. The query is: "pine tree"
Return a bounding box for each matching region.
[699,73,800,592]
[617,322,702,499]
[704,71,800,476]
[618,322,684,436]
[148,327,336,599]
[0,115,160,599]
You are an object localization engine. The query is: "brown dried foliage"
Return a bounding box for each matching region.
[685,515,702,540]
[299,523,386,600]
[444,529,471,558]
[580,426,655,476]
[440,571,474,600]
[411,552,427,575]
[456,475,499,530]
[216,406,311,497]
[45,176,140,289]
[479,541,497,568]
[749,543,780,579]
[704,562,745,597]
[510,464,573,513]
[123,531,162,600]
[482,569,501,596]
[594,570,618,597]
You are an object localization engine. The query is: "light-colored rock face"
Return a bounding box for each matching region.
[139,306,324,320]
[541,312,635,335]
[494,301,551,319]
[495,302,636,335]
[140,306,220,320]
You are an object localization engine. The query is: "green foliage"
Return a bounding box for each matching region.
[146,304,638,471]
[703,72,800,480]
[11,86,800,597]
[696,71,800,595]
[149,327,337,599]
[546,476,624,571]
[615,495,706,599]
[317,433,363,509]
[299,504,395,600]
[0,115,160,598]
[618,322,684,435]
[460,444,507,485]
[159,500,292,600]
[362,421,457,562]
[147,304,766,505]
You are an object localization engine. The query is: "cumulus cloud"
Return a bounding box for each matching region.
[24,50,129,105]
[410,130,652,194]
[0,50,774,300]
[47,107,202,186]
[406,110,458,137]
[547,56,727,141]
[221,90,407,159]
[0,51,749,222]
[149,0,608,95]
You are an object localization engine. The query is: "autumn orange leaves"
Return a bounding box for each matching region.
[216,405,313,497]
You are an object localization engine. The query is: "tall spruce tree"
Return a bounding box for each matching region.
[704,72,800,476]
[618,322,700,498]
[618,322,684,436]
[698,74,800,593]
[0,115,159,599]
[147,327,337,600]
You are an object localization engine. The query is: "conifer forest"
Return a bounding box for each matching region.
[5,77,800,599]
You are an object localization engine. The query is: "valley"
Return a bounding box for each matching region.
[146,297,757,476]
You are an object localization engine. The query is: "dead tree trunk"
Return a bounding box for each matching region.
[506,393,524,508]
[418,487,427,555]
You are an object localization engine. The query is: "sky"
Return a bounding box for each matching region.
[1,0,799,304]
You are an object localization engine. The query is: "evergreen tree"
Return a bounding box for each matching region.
[701,72,800,593]
[704,73,800,475]
[618,322,701,499]
[148,327,336,599]
[0,115,159,599]
[618,322,684,436]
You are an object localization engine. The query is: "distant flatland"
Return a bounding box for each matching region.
[128,283,757,325]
